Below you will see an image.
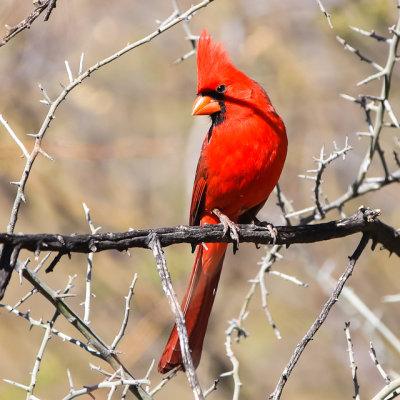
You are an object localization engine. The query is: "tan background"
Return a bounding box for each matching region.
[0,0,399,399]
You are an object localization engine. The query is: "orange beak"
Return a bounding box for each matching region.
[192,95,222,116]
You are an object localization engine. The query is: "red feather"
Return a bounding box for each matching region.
[158,29,287,373]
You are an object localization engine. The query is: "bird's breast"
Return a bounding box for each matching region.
[203,114,287,220]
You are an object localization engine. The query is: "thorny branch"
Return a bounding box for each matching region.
[369,341,391,384]
[148,234,204,400]
[270,234,369,400]
[0,0,215,304]
[82,203,101,324]
[0,301,102,358]
[0,208,398,269]
[298,139,352,219]
[345,322,361,400]
[20,266,152,400]
[315,0,333,29]
[0,0,58,47]
[292,15,400,224]
[235,6,400,399]
[111,273,138,350]
[1,1,400,399]
[5,0,215,238]
[0,1,215,399]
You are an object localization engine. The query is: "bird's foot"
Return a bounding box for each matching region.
[266,224,278,245]
[212,208,240,252]
[253,219,278,245]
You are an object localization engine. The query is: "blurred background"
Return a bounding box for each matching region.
[0,0,399,398]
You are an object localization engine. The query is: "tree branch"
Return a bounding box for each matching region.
[148,234,204,400]
[0,0,57,47]
[20,267,152,400]
[0,208,397,265]
[270,234,370,400]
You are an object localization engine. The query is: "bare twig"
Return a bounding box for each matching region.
[148,233,204,400]
[274,183,293,226]
[111,274,137,350]
[222,321,242,400]
[171,0,197,64]
[383,293,400,303]
[349,25,388,42]
[62,378,151,400]
[44,0,58,21]
[270,234,369,400]
[5,0,215,237]
[2,380,37,399]
[12,287,37,308]
[344,322,361,400]
[26,322,52,399]
[0,302,102,358]
[0,0,55,47]
[372,378,400,400]
[0,114,30,158]
[150,369,178,396]
[369,341,391,384]
[268,270,308,287]
[314,261,400,355]
[353,18,400,186]
[295,14,400,225]
[6,274,76,398]
[300,139,352,219]
[336,36,384,71]
[21,267,152,400]
[82,203,101,324]
[315,0,333,29]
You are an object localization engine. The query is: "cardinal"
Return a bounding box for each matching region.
[158,30,287,373]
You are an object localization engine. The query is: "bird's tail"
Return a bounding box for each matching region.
[158,236,227,373]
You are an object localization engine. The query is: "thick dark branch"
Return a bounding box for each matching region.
[0,208,398,258]
[44,0,58,22]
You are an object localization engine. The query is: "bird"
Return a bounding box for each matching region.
[158,29,287,373]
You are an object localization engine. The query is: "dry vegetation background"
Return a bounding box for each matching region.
[0,0,399,399]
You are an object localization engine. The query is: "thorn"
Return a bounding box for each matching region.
[357,70,386,87]
[65,60,73,83]
[39,147,54,161]
[79,53,85,76]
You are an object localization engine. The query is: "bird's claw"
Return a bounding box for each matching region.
[266,224,278,245]
[252,219,278,245]
[212,208,240,252]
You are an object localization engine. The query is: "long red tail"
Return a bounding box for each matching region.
[158,240,227,373]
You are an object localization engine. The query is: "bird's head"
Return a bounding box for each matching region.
[192,29,273,126]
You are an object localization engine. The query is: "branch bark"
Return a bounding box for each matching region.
[148,234,204,400]
[0,0,57,47]
[0,207,398,260]
[21,267,152,400]
[270,234,369,400]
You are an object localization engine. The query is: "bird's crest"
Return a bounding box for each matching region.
[196,29,245,93]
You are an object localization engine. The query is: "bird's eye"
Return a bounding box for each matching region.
[216,84,226,94]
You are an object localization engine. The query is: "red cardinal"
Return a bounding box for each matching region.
[158,30,287,373]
